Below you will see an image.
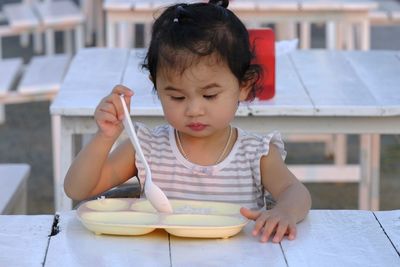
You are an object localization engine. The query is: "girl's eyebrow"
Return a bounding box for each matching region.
[164,86,182,91]
[201,83,221,90]
[164,83,221,91]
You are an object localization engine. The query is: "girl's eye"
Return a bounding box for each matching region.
[204,94,217,100]
[171,96,185,101]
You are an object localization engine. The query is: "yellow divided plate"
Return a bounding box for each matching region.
[77,198,248,238]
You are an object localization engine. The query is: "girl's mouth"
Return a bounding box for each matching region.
[187,123,207,131]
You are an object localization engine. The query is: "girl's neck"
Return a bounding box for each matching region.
[175,126,235,166]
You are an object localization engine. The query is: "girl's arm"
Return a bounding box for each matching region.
[64,85,136,201]
[261,144,312,223]
[241,144,312,242]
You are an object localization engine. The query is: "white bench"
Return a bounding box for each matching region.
[0,163,30,214]
[369,0,400,26]
[0,54,71,123]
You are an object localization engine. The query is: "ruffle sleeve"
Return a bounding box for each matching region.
[249,131,287,204]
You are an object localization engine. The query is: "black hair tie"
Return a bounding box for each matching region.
[173,5,191,24]
[208,0,229,8]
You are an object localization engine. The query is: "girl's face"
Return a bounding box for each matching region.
[156,55,250,138]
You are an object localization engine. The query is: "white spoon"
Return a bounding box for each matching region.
[119,95,173,213]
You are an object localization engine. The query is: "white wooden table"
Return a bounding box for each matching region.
[1,210,399,266]
[50,48,400,212]
[103,0,377,50]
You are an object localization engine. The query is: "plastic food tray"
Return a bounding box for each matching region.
[77,198,248,239]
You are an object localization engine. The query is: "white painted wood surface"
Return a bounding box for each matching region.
[18,54,70,96]
[369,0,400,25]
[3,3,39,30]
[39,210,400,266]
[50,49,400,211]
[170,223,287,267]
[281,210,400,266]
[0,163,30,214]
[374,210,400,255]
[0,214,53,266]
[45,211,171,267]
[34,0,84,27]
[0,58,23,96]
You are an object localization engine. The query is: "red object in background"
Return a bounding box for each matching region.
[248,28,275,100]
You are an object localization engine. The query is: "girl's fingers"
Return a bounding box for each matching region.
[98,112,119,125]
[240,208,266,236]
[272,221,289,243]
[110,85,134,120]
[112,84,134,96]
[111,93,125,121]
[240,207,262,220]
[287,224,297,240]
[260,218,278,242]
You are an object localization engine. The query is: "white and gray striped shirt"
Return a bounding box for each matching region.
[135,123,286,209]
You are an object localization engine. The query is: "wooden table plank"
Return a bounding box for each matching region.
[290,51,381,116]
[344,51,400,115]
[249,54,315,116]
[122,49,163,116]
[0,58,23,97]
[281,210,400,266]
[51,48,129,116]
[0,164,30,214]
[247,53,315,116]
[45,211,171,267]
[0,215,53,266]
[18,55,71,95]
[170,223,287,267]
[34,0,84,26]
[374,210,400,255]
[3,3,39,30]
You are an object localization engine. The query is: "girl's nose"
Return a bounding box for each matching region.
[185,99,205,117]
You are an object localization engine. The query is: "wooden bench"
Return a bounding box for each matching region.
[0,54,71,122]
[0,163,30,214]
[370,0,400,26]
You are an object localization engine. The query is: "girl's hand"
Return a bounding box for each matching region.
[94,85,134,139]
[240,207,297,243]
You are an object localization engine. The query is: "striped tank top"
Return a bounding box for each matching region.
[134,123,286,209]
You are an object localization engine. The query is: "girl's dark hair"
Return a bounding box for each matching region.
[142,0,262,101]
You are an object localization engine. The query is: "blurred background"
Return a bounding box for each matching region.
[1,0,400,214]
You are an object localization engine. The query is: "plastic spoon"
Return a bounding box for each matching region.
[119,95,173,213]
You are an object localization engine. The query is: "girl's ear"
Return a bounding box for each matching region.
[238,80,253,102]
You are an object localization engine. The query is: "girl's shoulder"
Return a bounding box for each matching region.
[237,128,287,160]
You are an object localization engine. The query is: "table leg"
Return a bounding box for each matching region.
[0,105,4,124]
[359,134,380,210]
[300,22,311,49]
[33,29,43,54]
[118,22,129,48]
[106,14,116,48]
[65,30,72,55]
[75,24,84,54]
[95,0,104,47]
[45,28,55,55]
[326,21,336,50]
[52,115,73,211]
[82,0,93,45]
[360,18,370,51]
[345,23,354,50]
[334,134,347,165]
[370,134,380,210]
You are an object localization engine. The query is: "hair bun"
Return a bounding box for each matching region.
[208,0,229,8]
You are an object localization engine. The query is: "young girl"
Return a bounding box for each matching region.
[64,0,311,243]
